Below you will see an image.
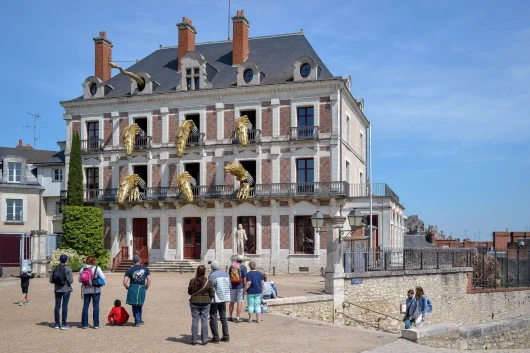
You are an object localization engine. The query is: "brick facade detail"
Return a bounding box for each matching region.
[119,166,128,181]
[206,112,217,140]
[320,103,331,133]
[280,159,291,183]
[152,164,162,188]
[207,216,215,249]
[224,110,234,139]
[168,217,177,249]
[152,217,160,249]
[224,161,235,185]
[280,106,290,135]
[206,162,216,186]
[119,218,127,247]
[320,156,331,182]
[169,164,178,188]
[261,159,272,184]
[261,107,272,137]
[152,115,162,144]
[103,166,112,189]
[119,118,128,146]
[72,122,80,137]
[168,114,178,143]
[280,215,289,249]
[224,216,232,249]
[103,119,113,146]
[104,218,111,250]
[262,215,271,249]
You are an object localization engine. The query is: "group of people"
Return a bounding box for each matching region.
[187,254,278,345]
[48,254,150,329]
[402,286,430,329]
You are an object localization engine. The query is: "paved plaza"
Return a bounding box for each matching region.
[1,272,528,353]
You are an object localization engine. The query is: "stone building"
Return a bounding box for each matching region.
[59,11,404,271]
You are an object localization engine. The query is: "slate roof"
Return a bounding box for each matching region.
[66,33,336,101]
[0,147,64,165]
[404,235,436,248]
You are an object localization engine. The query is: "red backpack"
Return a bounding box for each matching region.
[80,267,94,286]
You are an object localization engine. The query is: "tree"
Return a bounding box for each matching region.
[67,131,84,206]
[61,206,110,269]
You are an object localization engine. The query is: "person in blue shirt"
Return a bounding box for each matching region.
[244,261,264,323]
[123,256,151,327]
[403,289,416,329]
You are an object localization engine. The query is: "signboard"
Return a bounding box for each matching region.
[351,278,363,285]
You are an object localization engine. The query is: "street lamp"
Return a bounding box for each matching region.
[311,209,365,243]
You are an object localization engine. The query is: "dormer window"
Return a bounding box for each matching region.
[237,61,260,86]
[300,63,311,78]
[180,52,212,92]
[294,56,318,81]
[243,69,254,83]
[185,68,201,90]
[89,82,98,96]
[8,162,22,183]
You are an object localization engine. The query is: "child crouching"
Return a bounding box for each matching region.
[108,299,130,325]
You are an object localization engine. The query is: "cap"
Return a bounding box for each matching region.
[59,254,68,263]
[211,261,220,270]
[133,255,141,263]
[236,255,243,262]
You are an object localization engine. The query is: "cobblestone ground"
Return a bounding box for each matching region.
[363,340,530,353]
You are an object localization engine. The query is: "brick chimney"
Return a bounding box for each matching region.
[93,31,113,82]
[232,10,249,66]
[16,139,32,149]
[176,17,197,71]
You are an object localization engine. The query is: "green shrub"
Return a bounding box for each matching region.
[61,206,110,269]
[49,248,85,272]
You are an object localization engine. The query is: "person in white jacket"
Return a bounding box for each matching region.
[208,261,231,342]
[78,255,106,329]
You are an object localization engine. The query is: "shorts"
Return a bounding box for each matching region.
[21,286,29,294]
[230,288,244,302]
[247,294,261,314]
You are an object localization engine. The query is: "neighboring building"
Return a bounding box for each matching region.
[493,231,530,252]
[59,11,404,272]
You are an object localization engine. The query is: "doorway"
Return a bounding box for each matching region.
[183,217,201,259]
[237,216,256,254]
[239,160,256,185]
[184,163,200,185]
[132,218,148,263]
[133,165,148,193]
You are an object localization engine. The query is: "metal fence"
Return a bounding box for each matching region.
[471,250,530,289]
[344,247,473,273]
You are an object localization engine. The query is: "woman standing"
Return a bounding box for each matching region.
[413,286,428,328]
[78,255,105,329]
[188,265,214,346]
[245,261,264,323]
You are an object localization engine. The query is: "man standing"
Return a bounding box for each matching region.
[228,255,247,323]
[209,261,230,343]
[123,255,151,327]
[49,254,74,330]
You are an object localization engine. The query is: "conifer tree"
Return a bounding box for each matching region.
[67,132,84,206]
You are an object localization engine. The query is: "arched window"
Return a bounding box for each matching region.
[243,69,254,83]
[300,63,311,78]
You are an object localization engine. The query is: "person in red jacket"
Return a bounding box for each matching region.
[108,299,130,325]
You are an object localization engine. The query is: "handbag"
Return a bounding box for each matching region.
[91,266,105,287]
[191,279,209,297]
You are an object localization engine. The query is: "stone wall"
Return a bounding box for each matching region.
[266,295,334,323]
[342,268,530,333]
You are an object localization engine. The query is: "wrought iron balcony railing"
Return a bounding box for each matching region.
[244,181,350,198]
[134,135,152,149]
[231,129,262,145]
[349,183,400,202]
[81,139,103,152]
[289,126,319,140]
[186,132,205,146]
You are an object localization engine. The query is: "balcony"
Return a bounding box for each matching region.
[134,135,152,149]
[231,129,262,145]
[81,139,103,152]
[349,183,400,202]
[245,181,350,199]
[186,132,205,146]
[180,185,235,200]
[289,126,319,141]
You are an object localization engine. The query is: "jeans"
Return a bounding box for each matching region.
[54,292,71,326]
[247,294,261,314]
[190,303,210,344]
[209,302,229,340]
[132,305,143,324]
[82,293,101,327]
[405,314,423,329]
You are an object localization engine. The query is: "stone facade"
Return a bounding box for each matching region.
[104,119,113,146]
[266,295,334,323]
[152,217,160,249]
[168,217,177,249]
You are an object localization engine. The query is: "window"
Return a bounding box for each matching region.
[8,162,22,183]
[133,165,148,192]
[243,69,254,83]
[345,161,351,184]
[237,216,256,254]
[87,121,99,150]
[346,116,351,144]
[185,67,200,90]
[53,169,63,182]
[89,82,97,96]
[6,199,23,222]
[184,163,200,186]
[295,216,314,254]
[360,133,364,157]
[300,63,311,78]
[56,202,63,215]
[297,107,314,139]
[296,158,314,193]
[86,168,99,190]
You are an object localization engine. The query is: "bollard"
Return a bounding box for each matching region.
[320,267,324,277]
[273,266,276,276]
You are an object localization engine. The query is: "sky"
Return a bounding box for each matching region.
[1,0,529,240]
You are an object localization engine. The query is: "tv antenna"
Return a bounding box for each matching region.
[24,112,48,149]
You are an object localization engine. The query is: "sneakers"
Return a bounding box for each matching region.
[94,326,101,329]
[133,323,141,327]
[221,337,230,342]
[60,325,72,330]
[18,302,24,306]
[81,326,88,329]
[54,324,60,329]
[24,301,31,305]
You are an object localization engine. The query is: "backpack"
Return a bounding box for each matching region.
[80,267,94,286]
[426,297,432,313]
[230,265,242,285]
[51,265,68,286]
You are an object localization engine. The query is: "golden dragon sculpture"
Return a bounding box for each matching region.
[109,62,145,91]
[224,162,252,200]
[117,174,146,204]
[122,123,140,156]
[177,171,196,202]
[175,120,196,158]
[235,115,251,147]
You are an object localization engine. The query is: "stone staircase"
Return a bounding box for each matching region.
[148,260,202,273]
[115,259,135,272]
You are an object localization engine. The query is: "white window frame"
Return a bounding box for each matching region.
[53,168,63,182]
[6,198,23,222]
[185,67,200,91]
[345,160,351,184]
[8,162,22,183]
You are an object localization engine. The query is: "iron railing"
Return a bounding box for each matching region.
[349,183,400,202]
[81,139,103,152]
[231,129,262,144]
[186,132,205,146]
[471,249,530,289]
[289,126,319,140]
[134,135,152,149]
[247,181,349,198]
[344,247,473,273]
[112,246,129,272]
[181,185,235,199]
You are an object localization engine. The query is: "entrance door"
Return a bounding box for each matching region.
[183,217,201,259]
[132,218,148,263]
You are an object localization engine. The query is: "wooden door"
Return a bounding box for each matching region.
[183,217,201,259]
[132,218,148,262]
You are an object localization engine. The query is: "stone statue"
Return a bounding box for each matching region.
[427,225,436,236]
[236,224,247,255]
[117,174,146,204]
[235,115,251,146]
[175,120,196,158]
[224,162,252,199]
[177,171,195,202]
[122,123,140,156]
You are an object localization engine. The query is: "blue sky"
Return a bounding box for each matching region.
[1,0,529,240]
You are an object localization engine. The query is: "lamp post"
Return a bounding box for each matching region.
[311,209,365,242]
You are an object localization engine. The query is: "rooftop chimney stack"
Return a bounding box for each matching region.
[93,31,113,82]
[232,9,249,66]
[177,17,197,71]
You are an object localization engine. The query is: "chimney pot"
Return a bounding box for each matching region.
[176,17,197,71]
[93,30,113,82]
[241,9,244,16]
[18,139,22,146]
[232,9,249,66]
